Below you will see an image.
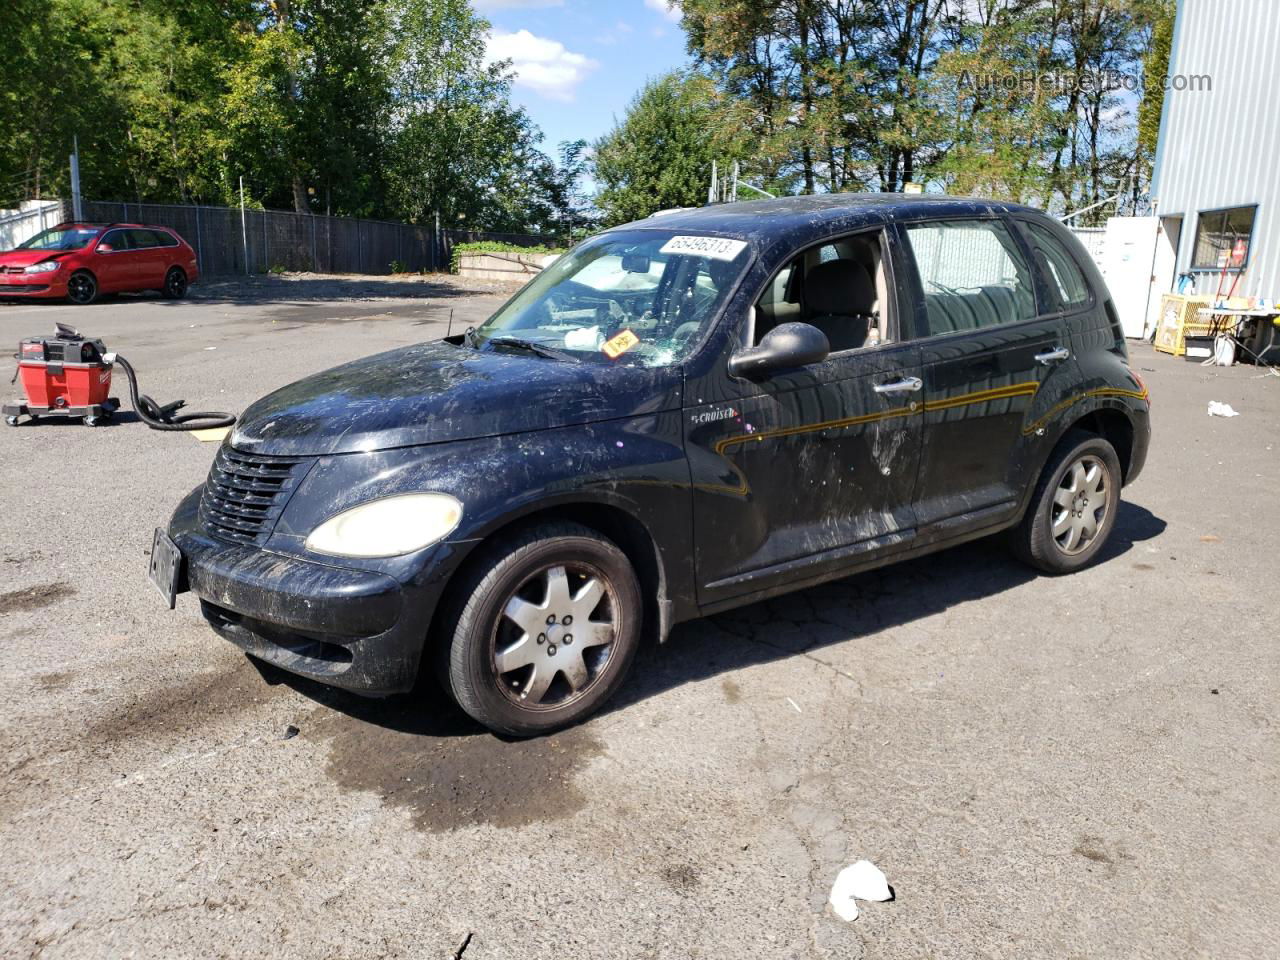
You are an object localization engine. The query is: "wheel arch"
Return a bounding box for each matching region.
[1061,404,1136,482]
[428,499,673,658]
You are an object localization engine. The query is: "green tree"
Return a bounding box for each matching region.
[1136,0,1175,188]
[593,72,723,226]
[383,0,548,230]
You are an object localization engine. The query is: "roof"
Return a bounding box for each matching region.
[621,193,1043,245]
[51,222,155,230]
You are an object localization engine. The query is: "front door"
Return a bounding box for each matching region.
[93,228,137,291]
[900,216,1077,530]
[686,227,923,609]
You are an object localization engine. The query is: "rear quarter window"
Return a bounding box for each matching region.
[1024,221,1092,310]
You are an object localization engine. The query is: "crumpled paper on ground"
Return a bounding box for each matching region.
[1207,401,1240,418]
[828,860,892,922]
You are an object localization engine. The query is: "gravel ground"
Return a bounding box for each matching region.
[1,277,1277,959]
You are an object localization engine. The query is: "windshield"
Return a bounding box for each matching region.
[16,226,100,251]
[472,229,751,367]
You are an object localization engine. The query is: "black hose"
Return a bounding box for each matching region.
[113,354,236,431]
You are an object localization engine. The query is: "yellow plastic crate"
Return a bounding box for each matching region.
[1154,294,1214,356]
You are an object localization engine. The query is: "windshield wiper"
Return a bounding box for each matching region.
[486,336,579,362]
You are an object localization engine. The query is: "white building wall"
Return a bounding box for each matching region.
[0,201,63,251]
[1151,0,1280,298]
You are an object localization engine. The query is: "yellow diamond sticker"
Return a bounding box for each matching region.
[602,328,640,359]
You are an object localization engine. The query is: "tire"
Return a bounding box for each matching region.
[5,416,18,427]
[442,521,643,737]
[66,270,98,305]
[1012,429,1122,574]
[162,267,188,299]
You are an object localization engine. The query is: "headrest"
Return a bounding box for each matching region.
[806,259,875,317]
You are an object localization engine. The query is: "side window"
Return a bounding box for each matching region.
[149,229,178,248]
[753,229,890,353]
[904,219,1036,335]
[1024,221,1090,309]
[129,229,159,249]
[99,229,131,251]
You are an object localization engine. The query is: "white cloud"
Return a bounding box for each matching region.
[486,29,599,102]
[644,0,681,23]
[473,0,563,10]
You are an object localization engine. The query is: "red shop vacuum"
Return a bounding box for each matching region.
[5,323,235,431]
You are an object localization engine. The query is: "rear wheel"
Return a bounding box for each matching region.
[1012,429,1121,574]
[66,270,98,305]
[442,522,642,737]
[162,267,188,299]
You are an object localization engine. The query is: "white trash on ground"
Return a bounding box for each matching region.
[1207,401,1240,418]
[828,859,892,922]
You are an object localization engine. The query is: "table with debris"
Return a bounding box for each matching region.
[1192,307,1280,365]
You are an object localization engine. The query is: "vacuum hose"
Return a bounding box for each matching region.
[113,354,237,431]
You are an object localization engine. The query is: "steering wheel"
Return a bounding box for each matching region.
[671,321,701,345]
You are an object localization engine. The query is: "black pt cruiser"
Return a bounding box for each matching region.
[154,195,1150,736]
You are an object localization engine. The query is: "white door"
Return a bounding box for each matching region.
[1099,217,1161,338]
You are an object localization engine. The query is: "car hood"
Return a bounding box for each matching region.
[230,339,683,456]
[0,249,70,266]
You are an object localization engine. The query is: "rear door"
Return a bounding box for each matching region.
[93,229,136,290]
[127,229,167,289]
[900,216,1078,532]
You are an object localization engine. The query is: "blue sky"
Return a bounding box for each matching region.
[477,0,691,157]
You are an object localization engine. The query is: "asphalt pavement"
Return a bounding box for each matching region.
[1,277,1277,959]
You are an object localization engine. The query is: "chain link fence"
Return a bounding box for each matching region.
[60,199,555,277]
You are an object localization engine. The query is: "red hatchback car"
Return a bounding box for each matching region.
[0,222,198,304]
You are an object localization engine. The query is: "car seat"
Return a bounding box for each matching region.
[804,259,876,352]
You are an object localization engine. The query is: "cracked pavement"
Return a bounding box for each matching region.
[1,277,1277,958]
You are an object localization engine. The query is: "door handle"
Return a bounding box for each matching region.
[873,376,923,394]
[1035,346,1071,365]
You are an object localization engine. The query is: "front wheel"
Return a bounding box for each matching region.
[443,522,642,737]
[1012,429,1122,574]
[66,270,98,305]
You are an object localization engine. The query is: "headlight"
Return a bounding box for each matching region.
[26,260,60,274]
[304,493,463,558]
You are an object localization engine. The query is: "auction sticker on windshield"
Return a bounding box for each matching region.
[658,235,749,261]
[602,329,640,359]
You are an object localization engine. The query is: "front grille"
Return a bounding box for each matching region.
[200,446,311,546]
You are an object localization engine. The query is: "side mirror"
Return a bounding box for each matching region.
[728,322,830,378]
[621,253,650,274]
[97,243,113,253]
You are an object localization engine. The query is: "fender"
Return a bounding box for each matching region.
[266,412,696,620]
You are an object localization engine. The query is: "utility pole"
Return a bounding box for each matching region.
[239,177,249,276]
[69,136,83,221]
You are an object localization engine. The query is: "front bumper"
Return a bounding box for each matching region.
[0,274,63,297]
[168,488,445,695]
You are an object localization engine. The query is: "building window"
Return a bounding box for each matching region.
[1191,205,1257,271]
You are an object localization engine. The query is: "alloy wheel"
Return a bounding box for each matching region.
[1050,454,1109,555]
[491,562,617,710]
[165,269,187,297]
[67,272,96,304]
